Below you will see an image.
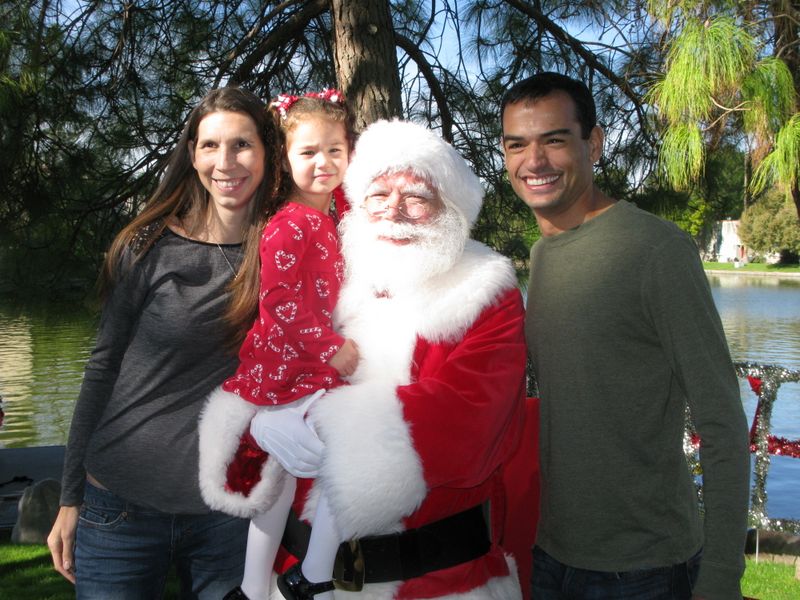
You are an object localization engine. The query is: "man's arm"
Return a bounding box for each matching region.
[399,288,527,489]
[647,234,750,600]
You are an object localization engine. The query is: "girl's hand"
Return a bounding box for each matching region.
[328,339,359,376]
[249,391,325,478]
[47,505,79,584]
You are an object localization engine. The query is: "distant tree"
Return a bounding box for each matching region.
[738,190,800,263]
[705,145,747,219]
[628,143,744,246]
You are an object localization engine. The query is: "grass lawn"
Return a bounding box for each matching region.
[0,540,179,600]
[704,261,800,274]
[1,541,799,599]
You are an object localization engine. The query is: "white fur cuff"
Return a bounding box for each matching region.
[197,386,287,518]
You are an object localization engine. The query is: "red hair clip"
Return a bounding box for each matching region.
[312,88,345,105]
[270,93,300,119]
[270,88,346,119]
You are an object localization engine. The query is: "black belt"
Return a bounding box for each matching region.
[281,504,491,591]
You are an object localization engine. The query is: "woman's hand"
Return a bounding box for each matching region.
[47,505,79,584]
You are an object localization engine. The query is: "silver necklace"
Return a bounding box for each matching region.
[216,243,238,279]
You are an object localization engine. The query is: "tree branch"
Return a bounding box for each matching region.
[395,33,454,142]
[227,0,328,85]
[504,0,650,134]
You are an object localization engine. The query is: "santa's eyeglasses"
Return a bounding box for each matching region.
[363,194,435,220]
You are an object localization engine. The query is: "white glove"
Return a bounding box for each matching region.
[249,390,325,478]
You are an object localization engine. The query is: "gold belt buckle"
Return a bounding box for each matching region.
[333,539,365,591]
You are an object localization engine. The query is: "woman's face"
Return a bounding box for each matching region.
[190,110,266,216]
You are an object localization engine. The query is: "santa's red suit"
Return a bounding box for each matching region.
[199,120,530,599]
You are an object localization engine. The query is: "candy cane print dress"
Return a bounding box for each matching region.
[223,201,345,406]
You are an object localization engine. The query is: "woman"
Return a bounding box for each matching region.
[47,87,282,599]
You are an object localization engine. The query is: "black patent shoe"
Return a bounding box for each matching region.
[277,563,335,599]
[222,586,251,600]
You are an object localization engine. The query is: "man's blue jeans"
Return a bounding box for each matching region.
[531,545,701,599]
[75,481,248,599]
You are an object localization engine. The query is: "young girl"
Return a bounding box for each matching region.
[218,90,358,600]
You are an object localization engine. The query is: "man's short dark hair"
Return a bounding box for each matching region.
[500,72,597,139]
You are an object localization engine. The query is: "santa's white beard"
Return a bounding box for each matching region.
[339,207,467,295]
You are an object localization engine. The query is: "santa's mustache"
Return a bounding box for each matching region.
[363,218,439,242]
[339,205,468,291]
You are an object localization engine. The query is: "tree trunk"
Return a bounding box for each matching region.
[329,0,403,131]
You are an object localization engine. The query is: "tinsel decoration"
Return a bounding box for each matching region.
[685,362,800,534]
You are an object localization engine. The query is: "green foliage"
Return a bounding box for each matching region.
[738,190,800,259]
[704,261,800,273]
[751,114,800,200]
[0,0,223,293]
[646,2,799,221]
[742,58,796,137]
[646,0,741,25]
[473,179,539,282]
[659,123,705,189]
[631,143,744,237]
[702,144,746,218]
[630,184,693,227]
[676,195,714,238]
[646,71,711,124]
[648,17,755,123]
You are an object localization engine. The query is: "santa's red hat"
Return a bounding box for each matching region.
[344,119,484,227]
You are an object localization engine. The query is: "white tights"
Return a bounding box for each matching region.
[240,478,338,600]
[240,476,295,600]
[299,492,338,600]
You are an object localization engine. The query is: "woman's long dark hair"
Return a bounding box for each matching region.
[99,87,283,348]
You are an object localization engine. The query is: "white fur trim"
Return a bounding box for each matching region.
[336,239,517,345]
[344,120,483,226]
[198,386,287,518]
[310,381,425,539]
[413,240,517,342]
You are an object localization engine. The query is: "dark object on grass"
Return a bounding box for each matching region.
[11,479,61,544]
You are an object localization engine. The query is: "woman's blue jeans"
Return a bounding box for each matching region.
[75,481,248,599]
[531,545,701,599]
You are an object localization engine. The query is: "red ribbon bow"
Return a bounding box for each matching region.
[271,88,345,118]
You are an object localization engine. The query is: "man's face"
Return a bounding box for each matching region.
[502,91,602,219]
[362,171,445,245]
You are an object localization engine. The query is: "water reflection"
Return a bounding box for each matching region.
[710,275,800,367]
[0,302,97,448]
[708,274,800,522]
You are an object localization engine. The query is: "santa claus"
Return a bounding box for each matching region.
[199,119,528,599]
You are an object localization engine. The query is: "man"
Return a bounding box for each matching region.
[200,119,529,599]
[501,71,750,599]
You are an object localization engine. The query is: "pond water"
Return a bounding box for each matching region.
[708,273,800,522]
[1,273,799,519]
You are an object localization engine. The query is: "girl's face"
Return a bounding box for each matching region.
[190,110,266,217]
[285,117,349,211]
